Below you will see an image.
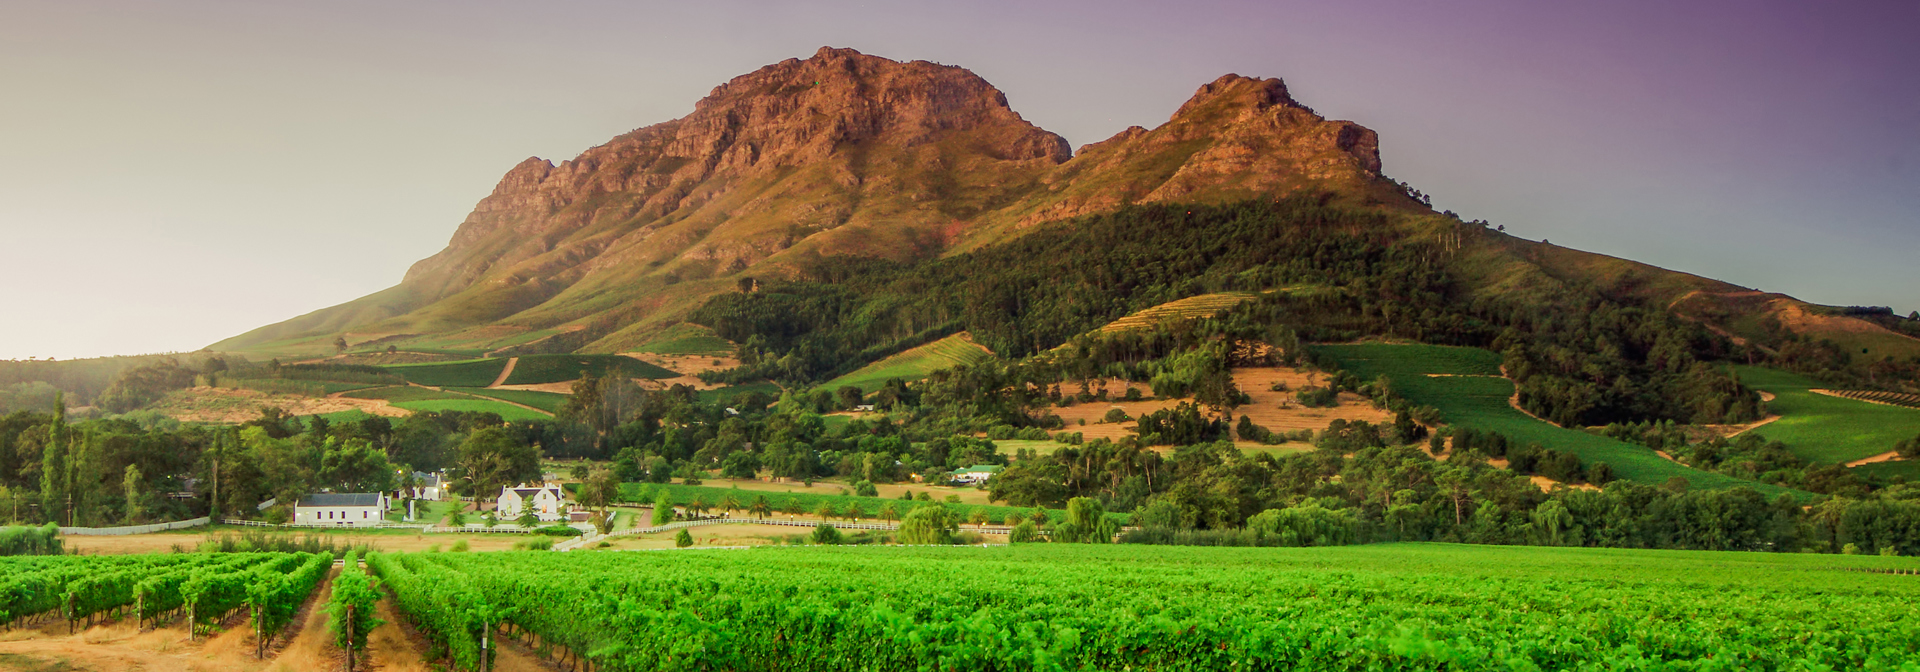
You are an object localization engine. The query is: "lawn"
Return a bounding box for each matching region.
[1735,366,1920,464]
[818,333,996,394]
[503,353,678,385]
[1315,343,1800,496]
[381,358,511,387]
[451,387,570,413]
[391,398,552,421]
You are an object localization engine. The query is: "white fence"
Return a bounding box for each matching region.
[60,516,211,536]
[606,517,901,538]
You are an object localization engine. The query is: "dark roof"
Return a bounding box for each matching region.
[297,493,383,508]
[513,488,543,497]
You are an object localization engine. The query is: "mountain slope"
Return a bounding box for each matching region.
[213,47,1399,356]
[214,46,1918,375]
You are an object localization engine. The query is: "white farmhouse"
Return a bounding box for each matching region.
[294,493,388,527]
[497,484,566,522]
[406,471,445,501]
[950,465,1004,486]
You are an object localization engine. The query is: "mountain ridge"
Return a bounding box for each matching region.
[211,46,1919,371]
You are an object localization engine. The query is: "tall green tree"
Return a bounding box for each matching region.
[122,464,144,524]
[455,428,540,511]
[39,395,67,526]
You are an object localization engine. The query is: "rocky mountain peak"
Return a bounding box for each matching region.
[1174,74,1300,117]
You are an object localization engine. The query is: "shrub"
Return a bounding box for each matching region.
[1295,387,1338,408]
[536,524,583,537]
[810,523,843,545]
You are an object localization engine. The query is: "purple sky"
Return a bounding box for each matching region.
[2,0,1915,359]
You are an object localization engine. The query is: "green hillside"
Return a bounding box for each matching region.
[817,333,995,394]
[381,358,510,388]
[503,354,676,385]
[1316,343,1798,495]
[1736,366,1920,464]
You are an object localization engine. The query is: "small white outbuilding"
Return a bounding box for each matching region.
[293,493,388,527]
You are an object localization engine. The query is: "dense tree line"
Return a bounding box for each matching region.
[0,403,542,527]
[690,199,1769,428]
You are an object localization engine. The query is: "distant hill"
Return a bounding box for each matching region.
[212,46,1919,385]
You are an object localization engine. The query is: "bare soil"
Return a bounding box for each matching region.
[60,530,532,555]
[364,595,433,672]
[1703,414,1782,438]
[155,387,407,423]
[487,357,521,388]
[0,572,337,672]
[1050,367,1390,445]
[1846,451,1908,467]
[625,353,739,391]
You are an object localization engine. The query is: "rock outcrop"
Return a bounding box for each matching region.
[214,48,1415,353]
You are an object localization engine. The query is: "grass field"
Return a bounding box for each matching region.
[390,398,550,421]
[381,358,510,387]
[818,333,996,394]
[451,387,570,413]
[1099,291,1258,332]
[993,438,1074,456]
[633,323,735,355]
[1315,343,1798,496]
[503,353,678,385]
[1735,366,1920,464]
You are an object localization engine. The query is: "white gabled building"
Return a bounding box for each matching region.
[405,471,445,501]
[497,483,566,522]
[294,493,388,527]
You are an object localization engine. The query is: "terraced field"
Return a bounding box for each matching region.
[1734,366,1920,465]
[818,333,995,394]
[1316,343,1798,496]
[381,358,510,387]
[389,398,550,421]
[451,387,570,413]
[503,354,677,385]
[1099,292,1258,333]
[340,385,467,403]
[1822,388,1920,410]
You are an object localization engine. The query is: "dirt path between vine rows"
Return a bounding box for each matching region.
[0,568,339,672]
[487,357,521,389]
[364,594,433,672]
[1846,451,1907,467]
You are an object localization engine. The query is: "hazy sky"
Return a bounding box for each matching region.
[2,0,1915,360]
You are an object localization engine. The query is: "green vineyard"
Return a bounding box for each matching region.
[1826,389,1920,409]
[370,544,1920,671]
[0,552,329,647]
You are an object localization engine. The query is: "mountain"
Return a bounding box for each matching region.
[212,47,1920,370]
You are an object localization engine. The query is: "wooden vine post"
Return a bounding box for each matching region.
[344,603,355,672]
